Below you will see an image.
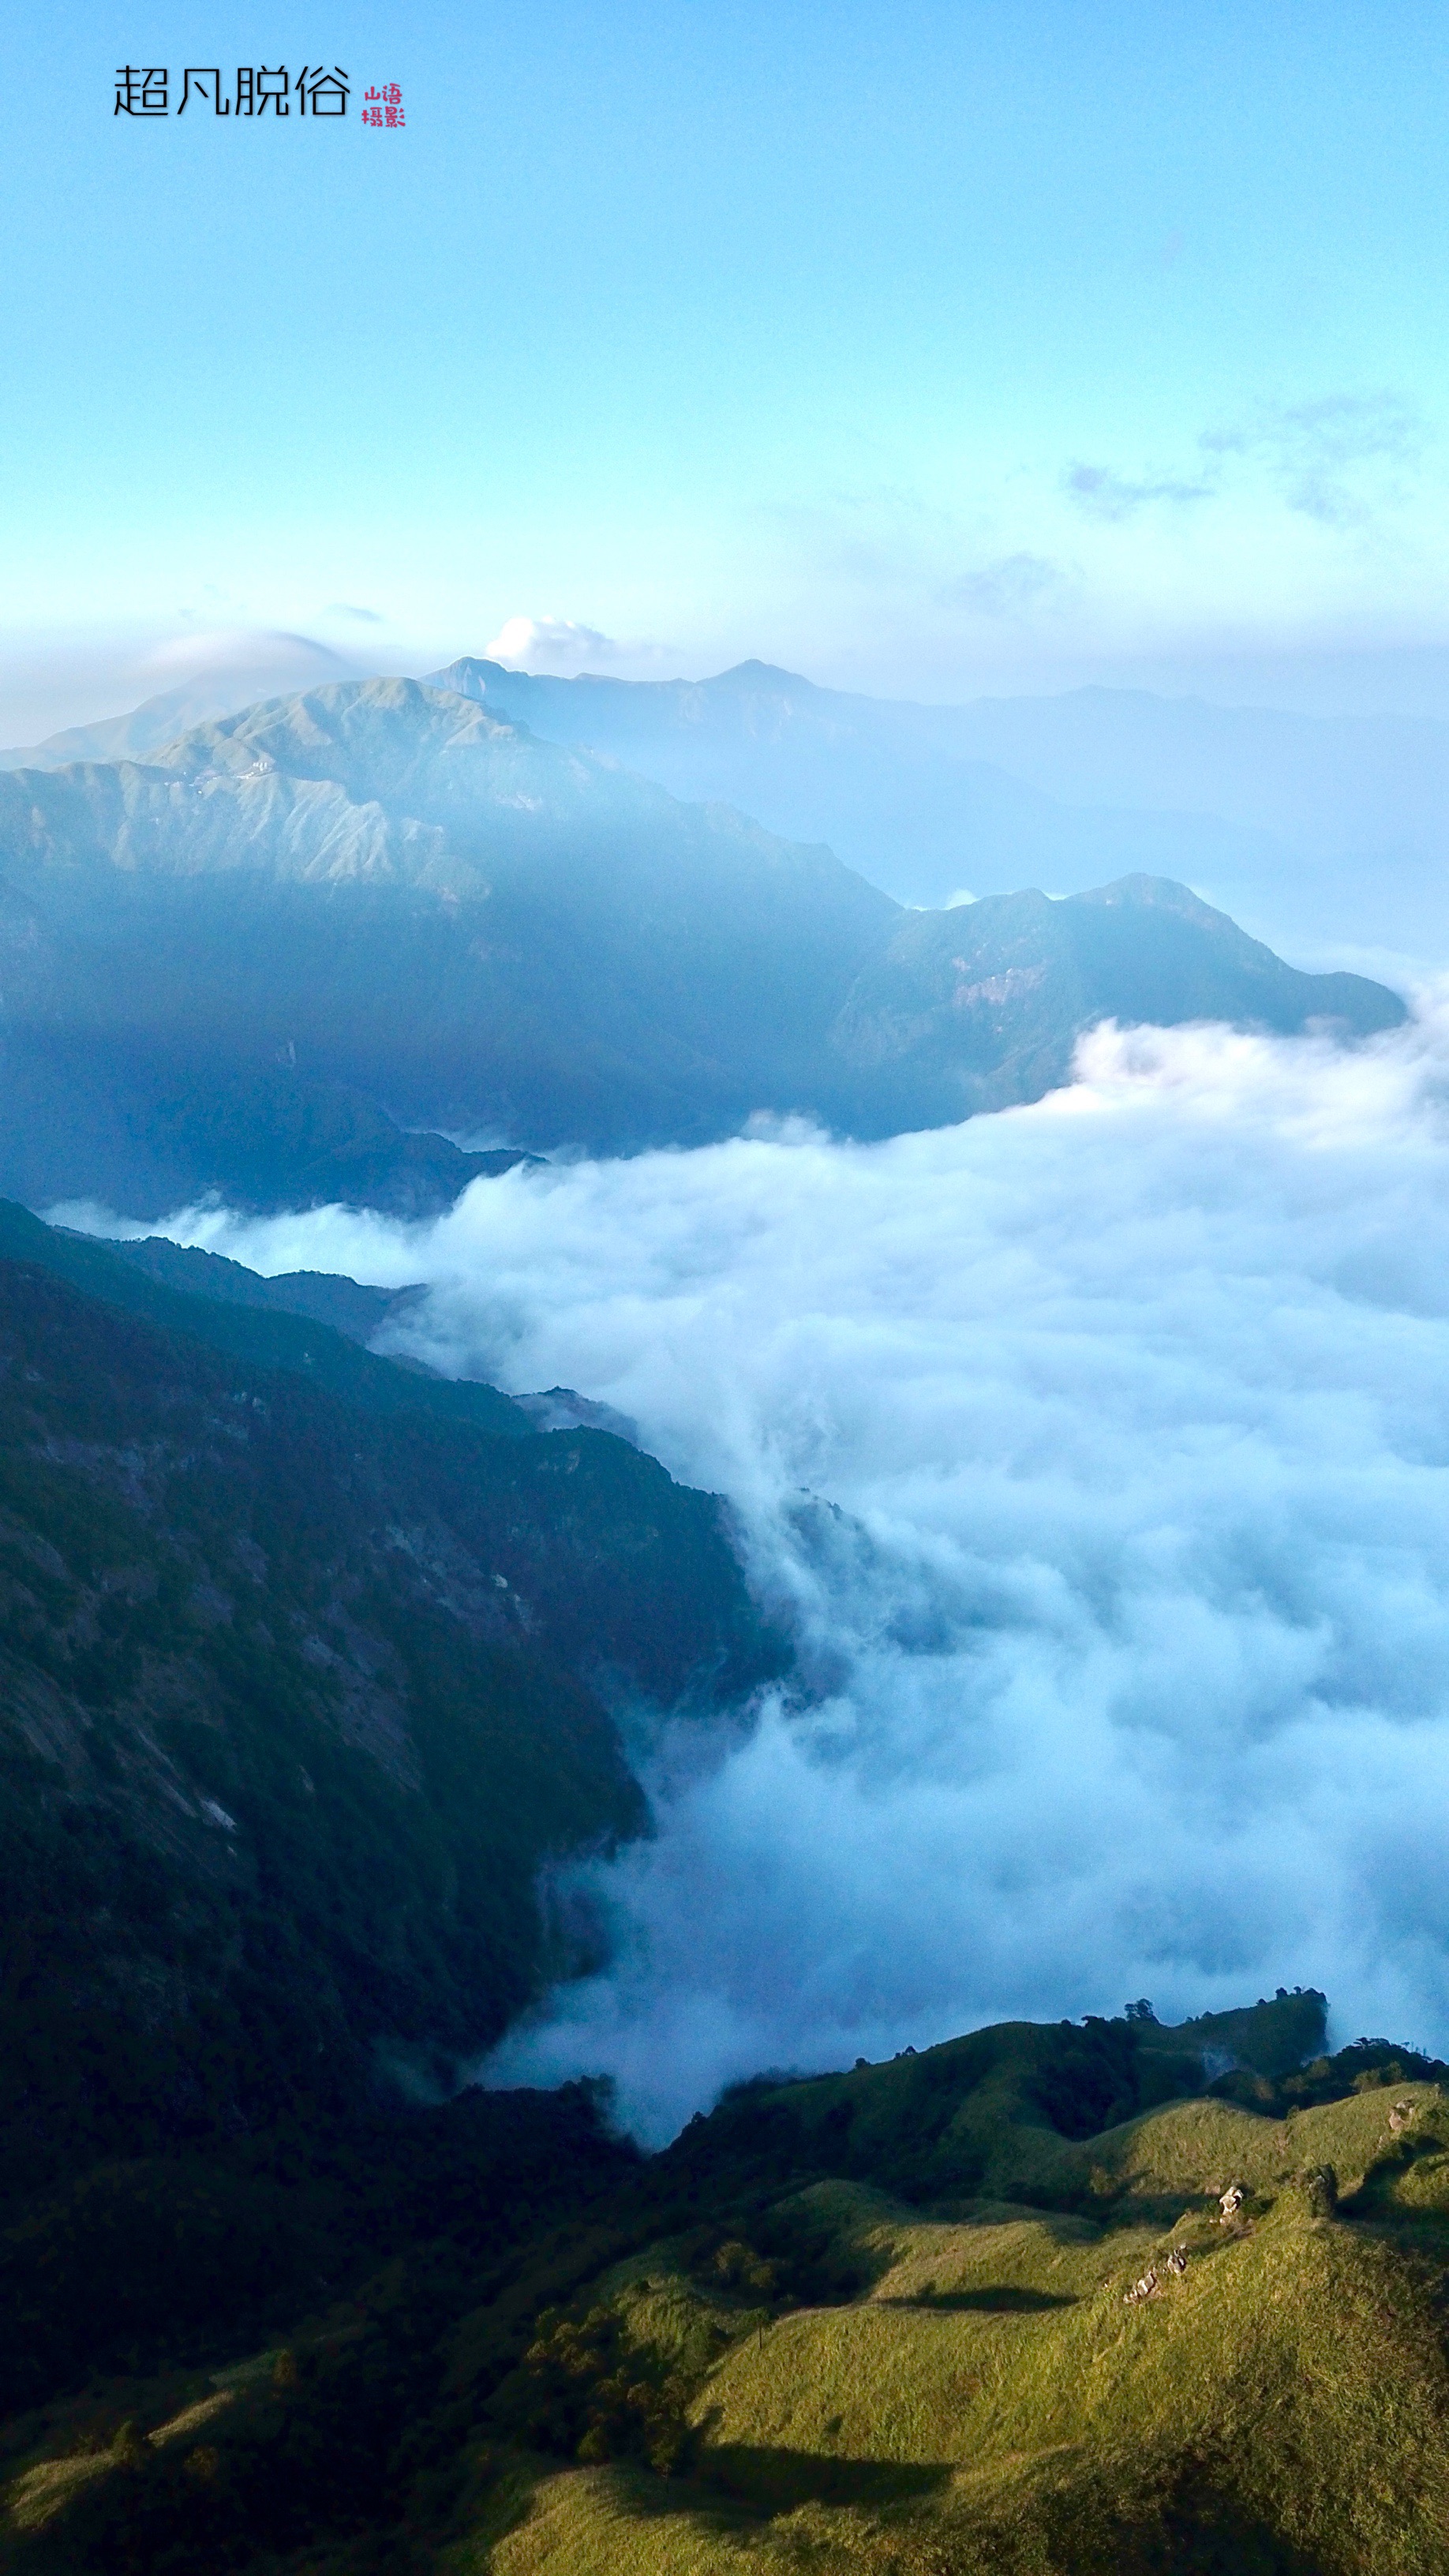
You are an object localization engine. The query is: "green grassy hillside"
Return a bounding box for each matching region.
[6,1995,1449,2573]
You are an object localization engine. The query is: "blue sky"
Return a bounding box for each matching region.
[4,2,1449,732]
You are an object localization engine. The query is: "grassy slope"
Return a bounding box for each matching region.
[9,2004,1449,2574]
[485,2192,1449,2576]
[474,2025,1449,2576]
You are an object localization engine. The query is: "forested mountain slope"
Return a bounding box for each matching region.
[0,1208,783,2182]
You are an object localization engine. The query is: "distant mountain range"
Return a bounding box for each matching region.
[0,679,1405,1219]
[424,655,1449,951]
[0,679,315,773]
[13,656,1449,957]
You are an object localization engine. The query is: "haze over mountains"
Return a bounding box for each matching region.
[427,655,1449,958]
[0,632,358,773]
[0,675,1404,1221]
[12,650,1449,964]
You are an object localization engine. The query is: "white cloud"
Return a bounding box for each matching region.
[938,552,1065,617]
[0,624,368,751]
[143,1002,1449,2138]
[484,613,616,670]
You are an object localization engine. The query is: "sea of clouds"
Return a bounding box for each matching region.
[118,1008,1449,2140]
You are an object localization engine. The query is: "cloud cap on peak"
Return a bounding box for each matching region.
[138,627,356,689]
[485,614,616,671]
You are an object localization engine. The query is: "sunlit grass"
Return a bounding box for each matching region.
[485,2087,1449,2576]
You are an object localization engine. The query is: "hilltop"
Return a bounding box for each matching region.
[6,1988,1449,2570]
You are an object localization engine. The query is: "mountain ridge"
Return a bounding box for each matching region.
[7,1986,1449,2572]
[426,652,1449,945]
[0,679,1406,1218]
[0,1203,786,2185]
[17,653,1449,945]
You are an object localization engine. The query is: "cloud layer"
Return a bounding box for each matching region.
[154,1009,1449,2137]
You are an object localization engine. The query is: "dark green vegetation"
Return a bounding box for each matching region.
[0,680,1403,1215]
[9,1990,1449,2573]
[0,1202,525,1440]
[0,1207,783,2195]
[90,1232,422,1347]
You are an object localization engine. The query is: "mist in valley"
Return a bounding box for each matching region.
[92,998,1449,2137]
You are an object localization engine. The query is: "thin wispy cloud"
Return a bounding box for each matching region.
[941,552,1065,616]
[139,627,354,684]
[1203,394,1426,528]
[1062,462,1216,522]
[1067,392,1428,532]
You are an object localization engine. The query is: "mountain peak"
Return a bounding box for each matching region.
[1067,871,1226,924]
[707,659,815,691]
[422,657,510,702]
